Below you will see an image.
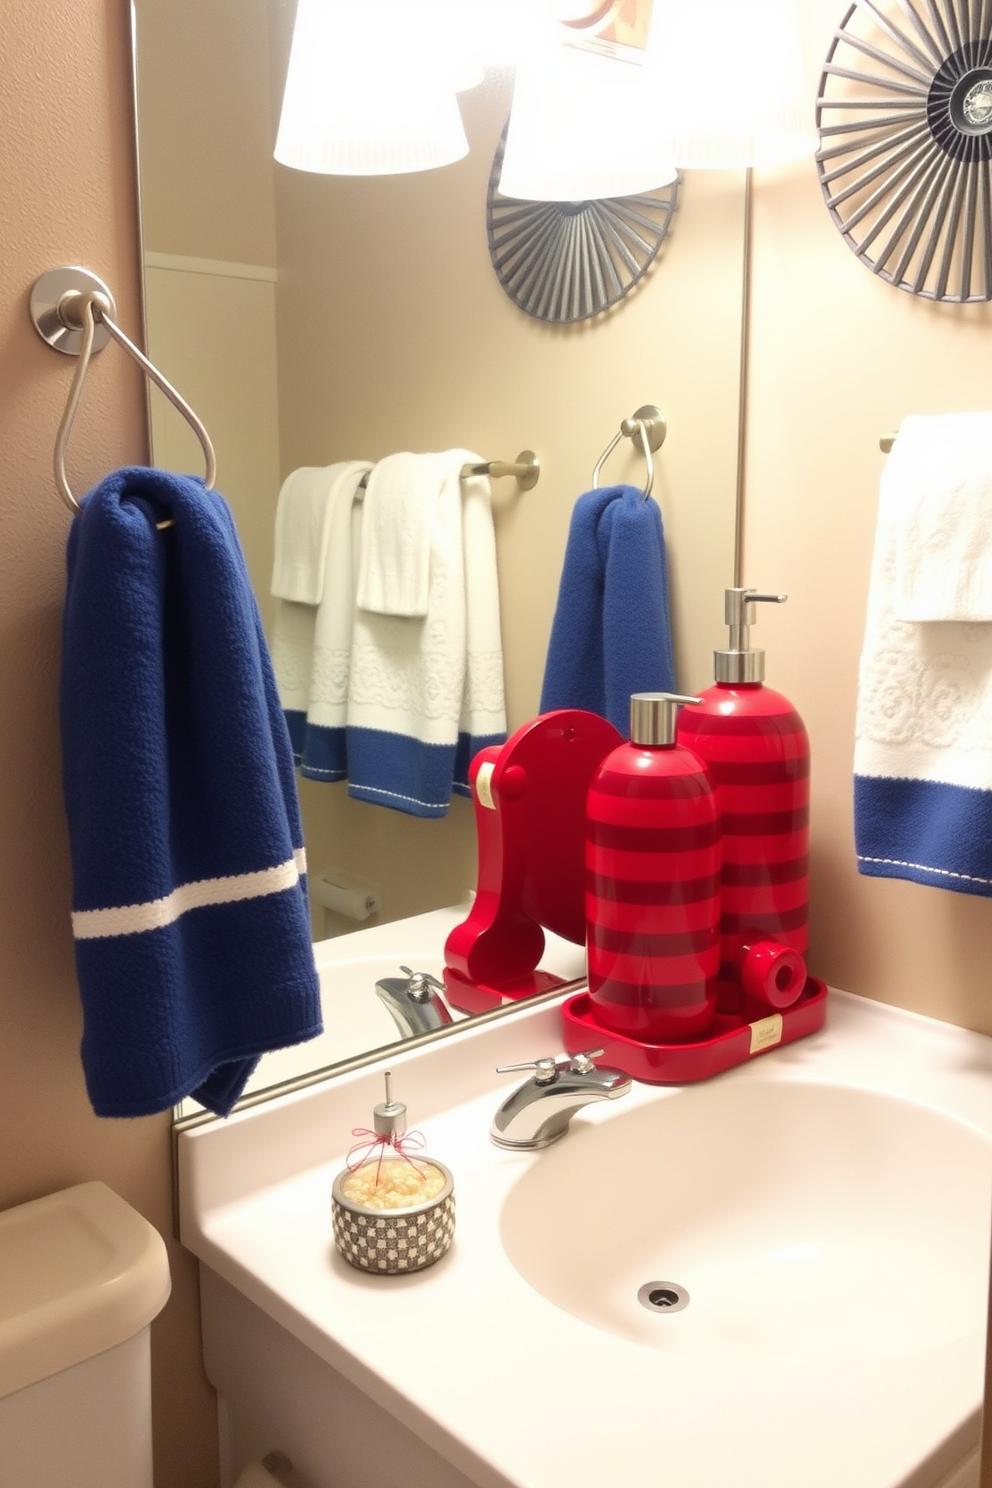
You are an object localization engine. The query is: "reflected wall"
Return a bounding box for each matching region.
[134,0,744,944]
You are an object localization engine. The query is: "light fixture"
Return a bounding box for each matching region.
[649,0,816,169]
[274,0,472,176]
[499,35,678,200]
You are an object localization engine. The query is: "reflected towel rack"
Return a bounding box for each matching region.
[592,404,667,500]
[30,265,217,519]
[356,451,540,493]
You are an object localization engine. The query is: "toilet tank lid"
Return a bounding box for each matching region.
[0,1180,171,1400]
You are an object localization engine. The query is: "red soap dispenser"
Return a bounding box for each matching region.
[676,589,809,1017]
[585,692,722,1045]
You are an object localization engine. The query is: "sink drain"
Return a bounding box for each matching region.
[638,1281,689,1314]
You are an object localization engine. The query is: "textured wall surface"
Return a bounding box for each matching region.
[744,0,992,1034]
[0,1,218,1484]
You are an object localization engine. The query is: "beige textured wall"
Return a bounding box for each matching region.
[135,0,278,265]
[745,0,992,1034]
[0,2,218,1486]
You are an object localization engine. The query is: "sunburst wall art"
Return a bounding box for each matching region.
[816,0,992,302]
[486,124,680,324]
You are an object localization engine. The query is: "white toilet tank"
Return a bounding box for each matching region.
[0,1181,171,1488]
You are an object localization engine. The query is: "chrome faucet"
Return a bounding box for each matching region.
[490,1050,632,1150]
[375,965,454,1040]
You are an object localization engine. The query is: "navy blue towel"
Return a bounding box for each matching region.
[60,468,322,1117]
[539,485,676,736]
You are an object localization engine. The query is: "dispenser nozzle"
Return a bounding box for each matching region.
[373,1069,407,1139]
[716,588,788,684]
[630,692,703,746]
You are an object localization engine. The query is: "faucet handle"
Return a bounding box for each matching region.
[496,1056,560,1085]
[398,965,447,1002]
[496,1049,606,1085]
[567,1048,605,1073]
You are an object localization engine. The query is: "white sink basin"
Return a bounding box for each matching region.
[501,1080,992,1364]
[178,978,992,1488]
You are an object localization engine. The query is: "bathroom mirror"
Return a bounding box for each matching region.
[131,0,747,1113]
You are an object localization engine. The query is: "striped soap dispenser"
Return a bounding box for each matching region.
[676,589,809,1019]
[585,692,722,1045]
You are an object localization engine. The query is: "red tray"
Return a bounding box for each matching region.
[561,977,828,1083]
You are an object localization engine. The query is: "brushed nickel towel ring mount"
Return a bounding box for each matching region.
[30,265,217,517]
[592,404,667,499]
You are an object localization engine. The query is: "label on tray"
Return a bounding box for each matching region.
[749,1013,784,1055]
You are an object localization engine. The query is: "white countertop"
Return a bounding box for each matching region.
[178,988,992,1488]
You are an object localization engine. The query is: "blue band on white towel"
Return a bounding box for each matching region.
[453,731,503,797]
[855,774,992,895]
[286,712,348,782]
[345,726,505,817]
[287,713,505,807]
[284,708,308,765]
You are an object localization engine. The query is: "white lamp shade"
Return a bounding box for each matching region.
[499,43,678,201]
[650,0,816,168]
[274,0,470,176]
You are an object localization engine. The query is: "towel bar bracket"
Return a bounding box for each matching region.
[462,449,540,491]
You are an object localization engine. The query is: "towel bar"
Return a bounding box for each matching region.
[592,404,667,500]
[356,451,540,493]
[30,265,216,520]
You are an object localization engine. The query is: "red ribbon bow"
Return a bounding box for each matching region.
[346,1127,427,1185]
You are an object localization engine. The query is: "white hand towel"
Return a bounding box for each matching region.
[272,463,357,604]
[356,451,449,617]
[893,411,992,622]
[458,465,508,754]
[269,461,372,777]
[854,426,992,897]
[346,451,507,817]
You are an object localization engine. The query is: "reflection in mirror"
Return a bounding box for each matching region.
[172,905,588,1123]
[132,0,746,1107]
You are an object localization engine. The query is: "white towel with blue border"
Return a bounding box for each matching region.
[270,461,373,781]
[346,450,507,817]
[854,412,992,896]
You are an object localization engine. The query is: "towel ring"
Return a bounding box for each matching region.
[592,404,667,500]
[30,265,217,517]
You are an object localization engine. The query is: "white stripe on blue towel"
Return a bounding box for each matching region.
[854,416,992,896]
[61,468,322,1117]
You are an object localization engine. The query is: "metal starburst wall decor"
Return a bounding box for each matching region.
[817,0,992,302]
[486,125,680,324]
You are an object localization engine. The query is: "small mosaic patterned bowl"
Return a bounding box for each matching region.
[331,1160,455,1275]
